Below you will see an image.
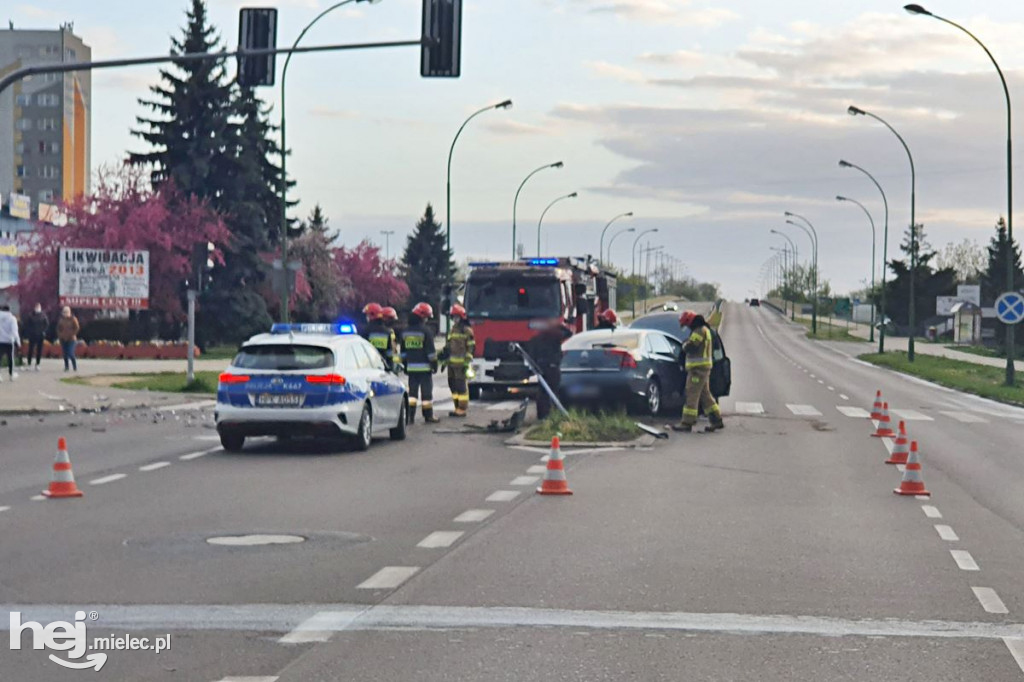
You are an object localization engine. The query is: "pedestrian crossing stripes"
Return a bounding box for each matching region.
[786,404,822,416]
[939,410,988,423]
[835,406,871,418]
[718,401,1015,425]
[890,409,934,421]
[734,402,764,414]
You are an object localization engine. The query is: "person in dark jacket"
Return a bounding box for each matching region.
[400,302,440,424]
[24,304,48,371]
[527,320,572,420]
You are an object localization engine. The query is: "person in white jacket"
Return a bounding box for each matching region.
[0,304,20,381]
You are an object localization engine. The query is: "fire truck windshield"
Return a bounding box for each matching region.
[465,275,561,320]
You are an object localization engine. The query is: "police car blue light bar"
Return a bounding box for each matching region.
[526,258,559,266]
[270,323,356,335]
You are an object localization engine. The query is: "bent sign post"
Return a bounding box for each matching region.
[59,248,150,310]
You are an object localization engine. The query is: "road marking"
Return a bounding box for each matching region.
[916,495,931,501]
[454,509,494,523]
[157,400,216,412]
[0,506,10,513]
[279,610,355,644]
[950,550,980,571]
[922,505,942,519]
[433,400,455,412]
[786,404,822,416]
[486,490,520,502]
[215,677,279,682]
[1004,638,1024,674]
[839,394,850,401]
[972,587,1009,615]
[510,476,540,486]
[935,525,960,542]
[939,410,988,423]
[836,406,871,418]
[89,473,126,486]
[417,531,464,549]
[817,380,825,385]
[891,409,934,421]
[827,386,835,391]
[139,462,171,472]
[527,465,548,474]
[510,446,551,455]
[486,401,521,411]
[30,495,45,502]
[357,566,420,590]
[896,464,906,473]
[734,402,764,414]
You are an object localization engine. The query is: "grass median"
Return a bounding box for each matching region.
[65,371,219,394]
[859,351,1024,407]
[524,408,639,443]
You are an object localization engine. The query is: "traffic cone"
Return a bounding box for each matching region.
[894,440,930,496]
[886,421,910,465]
[870,390,884,420]
[42,437,84,499]
[537,435,572,496]
[871,402,896,438]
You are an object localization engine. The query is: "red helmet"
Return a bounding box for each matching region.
[362,302,383,320]
[678,310,697,328]
[449,303,467,319]
[600,309,619,326]
[381,306,398,321]
[411,302,434,319]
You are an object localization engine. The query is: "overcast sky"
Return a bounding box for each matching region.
[10,0,1024,299]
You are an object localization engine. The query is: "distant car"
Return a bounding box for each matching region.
[749,298,760,307]
[215,323,408,452]
[662,302,679,312]
[630,311,731,399]
[559,329,684,415]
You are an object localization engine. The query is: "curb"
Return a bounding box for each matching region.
[504,433,660,448]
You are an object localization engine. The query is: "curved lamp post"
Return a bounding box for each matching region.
[836,195,877,342]
[536,192,578,257]
[905,3,1014,381]
[631,228,659,318]
[784,212,819,334]
[279,0,381,322]
[770,229,798,320]
[513,162,563,259]
[848,104,917,360]
[606,226,635,269]
[599,212,633,266]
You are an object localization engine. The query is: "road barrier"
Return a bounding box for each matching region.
[871,402,896,438]
[537,436,573,496]
[42,437,84,499]
[894,441,930,496]
[886,422,910,465]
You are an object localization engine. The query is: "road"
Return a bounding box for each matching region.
[2,302,1024,680]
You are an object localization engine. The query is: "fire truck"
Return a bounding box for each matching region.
[463,257,616,398]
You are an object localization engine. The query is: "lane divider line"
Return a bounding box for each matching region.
[357,566,420,590]
[139,462,171,472]
[89,473,127,486]
[453,509,494,523]
[915,495,931,501]
[0,506,10,513]
[216,677,280,682]
[485,490,520,503]
[840,394,850,401]
[180,446,220,461]
[527,465,548,474]
[921,505,943,519]
[950,550,980,571]
[29,495,45,502]
[416,531,464,549]
[934,525,960,542]
[509,476,540,486]
[972,587,1009,615]
[1004,638,1024,675]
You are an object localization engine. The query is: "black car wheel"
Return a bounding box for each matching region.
[390,399,408,441]
[645,378,662,416]
[353,404,373,451]
[220,431,245,452]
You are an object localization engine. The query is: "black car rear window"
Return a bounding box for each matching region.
[233,345,334,371]
[563,333,641,350]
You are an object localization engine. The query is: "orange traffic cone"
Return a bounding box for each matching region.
[42,437,84,499]
[886,421,910,465]
[537,436,572,496]
[870,390,884,420]
[872,402,896,438]
[894,440,930,496]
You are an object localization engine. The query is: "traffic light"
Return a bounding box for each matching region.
[421,0,462,78]
[191,241,215,292]
[238,8,278,87]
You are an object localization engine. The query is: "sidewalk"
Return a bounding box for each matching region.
[0,357,228,414]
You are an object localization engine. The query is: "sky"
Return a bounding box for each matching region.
[9,0,1024,299]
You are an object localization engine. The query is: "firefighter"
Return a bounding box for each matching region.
[362,303,399,371]
[400,302,440,424]
[442,304,475,417]
[527,320,572,420]
[596,309,619,330]
[673,310,724,433]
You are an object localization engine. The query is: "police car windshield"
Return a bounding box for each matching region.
[233,344,334,371]
[465,276,560,319]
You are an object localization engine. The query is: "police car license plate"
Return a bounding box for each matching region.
[256,393,304,407]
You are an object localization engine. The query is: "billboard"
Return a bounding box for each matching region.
[936,296,958,317]
[0,239,18,289]
[8,193,30,220]
[957,284,981,306]
[59,248,150,309]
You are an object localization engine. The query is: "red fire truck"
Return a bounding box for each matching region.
[463,257,616,398]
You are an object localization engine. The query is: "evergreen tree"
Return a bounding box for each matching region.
[400,204,454,312]
[981,217,1023,305]
[306,204,331,237]
[884,223,956,328]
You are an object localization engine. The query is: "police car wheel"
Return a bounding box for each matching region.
[220,432,245,452]
[390,400,408,441]
[353,404,373,451]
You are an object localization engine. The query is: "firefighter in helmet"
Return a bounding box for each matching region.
[596,308,619,330]
[673,310,724,432]
[442,304,475,417]
[362,302,399,371]
[400,302,440,423]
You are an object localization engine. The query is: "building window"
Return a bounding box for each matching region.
[40,45,60,56]
[39,189,55,202]
[38,118,58,131]
[15,94,31,106]
[50,142,61,154]
[15,142,25,155]
[36,93,59,106]
[66,48,77,60]
[41,166,60,179]
[43,73,61,83]
[16,118,32,131]
[16,165,28,178]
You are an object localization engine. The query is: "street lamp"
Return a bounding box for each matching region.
[279,0,381,322]
[513,162,563,259]
[784,212,819,335]
[598,212,633,266]
[770,229,798,320]
[836,195,877,342]
[642,244,664,312]
[631,228,659,318]
[380,230,395,261]
[605,226,635,268]
[848,104,917,360]
[840,159,890,353]
[905,3,1014,382]
[536,192,578,257]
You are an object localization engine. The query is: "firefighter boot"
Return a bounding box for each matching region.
[448,398,461,417]
[407,399,417,425]
[423,403,441,424]
[671,423,693,433]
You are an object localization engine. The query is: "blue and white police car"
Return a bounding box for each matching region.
[215,323,408,452]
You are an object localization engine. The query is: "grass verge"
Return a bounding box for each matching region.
[794,317,864,342]
[198,345,240,361]
[859,352,1024,407]
[524,408,639,442]
[944,344,1023,361]
[65,371,219,394]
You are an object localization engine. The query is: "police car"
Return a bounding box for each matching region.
[215,323,408,452]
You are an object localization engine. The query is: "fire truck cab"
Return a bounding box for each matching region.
[463,257,616,398]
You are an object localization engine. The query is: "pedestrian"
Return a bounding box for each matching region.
[362,302,399,371]
[527,319,572,420]
[442,304,475,417]
[595,308,619,330]
[56,306,80,372]
[0,304,19,382]
[672,310,724,433]
[400,302,440,424]
[24,303,48,371]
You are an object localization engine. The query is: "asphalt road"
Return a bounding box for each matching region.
[3,303,1024,681]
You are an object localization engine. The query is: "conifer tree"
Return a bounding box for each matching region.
[400,204,454,312]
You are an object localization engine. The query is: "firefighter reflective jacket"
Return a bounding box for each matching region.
[400,320,437,373]
[683,326,713,370]
[445,321,475,368]
[364,320,399,367]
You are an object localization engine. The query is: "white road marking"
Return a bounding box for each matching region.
[527,465,548,474]
[486,401,520,411]
[279,610,355,644]
[30,495,45,502]
[891,409,934,421]
[939,410,988,423]
[486,490,520,502]
[921,505,942,519]
[139,461,171,472]
[836,406,871,418]
[510,476,540,486]
[433,400,455,412]
[839,394,850,401]
[417,531,464,549]
[454,509,494,523]
[827,386,835,391]
[510,446,551,455]
[180,447,220,461]
[809,374,816,378]
[972,587,1009,615]
[916,495,931,501]
[950,550,980,571]
[357,566,420,590]
[540,455,550,463]
[1004,638,1024,674]
[215,677,279,682]
[786,404,822,416]
[0,506,10,513]
[157,400,216,412]
[817,380,825,385]
[89,473,126,486]
[935,525,960,542]
[896,464,906,473]
[734,402,764,414]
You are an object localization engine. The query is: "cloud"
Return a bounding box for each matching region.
[564,0,739,27]
[483,120,555,137]
[637,50,704,66]
[13,4,66,23]
[585,60,645,83]
[309,107,360,120]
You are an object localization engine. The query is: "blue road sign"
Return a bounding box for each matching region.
[995,291,1024,325]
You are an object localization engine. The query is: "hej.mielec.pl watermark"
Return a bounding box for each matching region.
[10,610,171,672]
